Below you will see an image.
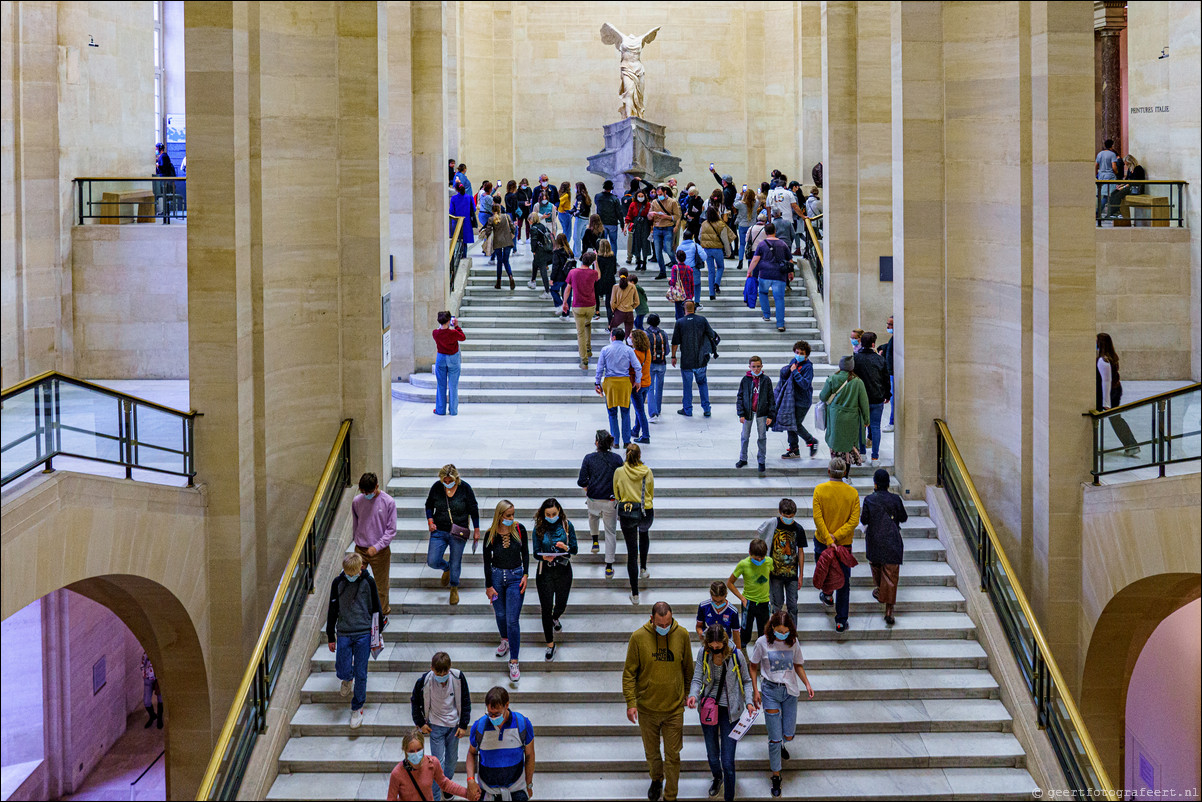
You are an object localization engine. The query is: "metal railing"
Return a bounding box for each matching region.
[802,213,824,296]
[130,749,165,801]
[1084,382,1200,484]
[1095,179,1187,227]
[934,419,1115,798]
[449,214,466,287]
[75,177,187,225]
[195,419,352,801]
[1,372,198,487]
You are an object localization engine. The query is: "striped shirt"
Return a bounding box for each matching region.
[469,710,534,789]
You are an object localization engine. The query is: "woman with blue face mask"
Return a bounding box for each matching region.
[424,465,481,608]
[533,498,578,662]
[483,501,529,684]
[748,611,814,798]
[388,729,470,801]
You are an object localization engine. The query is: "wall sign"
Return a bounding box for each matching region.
[879,256,893,282]
[1129,106,1170,114]
[383,331,392,369]
[92,656,106,695]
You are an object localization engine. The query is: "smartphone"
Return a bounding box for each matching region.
[710,163,715,170]
[742,184,748,191]
[451,316,457,326]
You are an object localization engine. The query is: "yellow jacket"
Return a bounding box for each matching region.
[812,479,860,546]
[613,463,654,509]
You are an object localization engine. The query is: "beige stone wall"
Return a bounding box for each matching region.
[1095,227,1193,380]
[0,1,153,384]
[1125,0,1202,381]
[70,223,188,379]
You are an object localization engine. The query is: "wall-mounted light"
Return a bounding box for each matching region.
[1158,47,1169,59]
[88,35,99,48]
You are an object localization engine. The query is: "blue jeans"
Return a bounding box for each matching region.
[550,280,566,307]
[866,402,885,459]
[558,211,573,242]
[607,403,632,446]
[428,724,460,800]
[434,351,461,415]
[648,363,667,417]
[758,277,786,328]
[652,227,674,274]
[495,246,513,278]
[604,224,619,254]
[674,302,687,320]
[334,631,371,711]
[889,375,895,425]
[813,542,851,624]
[490,566,525,661]
[704,248,725,297]
[680,366,711,415]
[762,679,797,773]
[701,705,738,801]
[631,387,649,439]
[427,530,467,587]
[737,225,750,263]
[692,265,703,304]
[572,217,588,257]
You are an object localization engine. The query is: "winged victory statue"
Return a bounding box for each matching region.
[599,23,662,120]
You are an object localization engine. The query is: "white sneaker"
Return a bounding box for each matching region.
[650,415,660,424]
[509,661,521,683]
[539,291,551,299]
[870,459,881,467]
[639,567,651,579]
[527,280,537,289]
[630,592,640,605]
[882,424,895,433]
[349,709,365,729]
[496,639,510,658]
[339,679,353,698]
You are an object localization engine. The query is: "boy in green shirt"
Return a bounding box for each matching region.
[726,538,774,645]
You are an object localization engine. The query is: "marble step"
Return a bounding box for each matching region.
[457,307,817,321]
[390,461,859,478]
[383,585,966,616]
[457,315,820,330]
[368,611,975,644]
[387,473,884,496]
[307,638,989,674]
[388,495,929,518]
[384,517,936,541]
[400,348,831,364]
[268,767,1040,801]
[300,667,999,704]
[406,360,838,378]
[383,559,958,589]
[277,731,1026,773]
[288,698,1014,737]
[406,372,831,394]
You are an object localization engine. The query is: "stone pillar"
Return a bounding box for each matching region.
[855,0,894,337]
[820,0,858,357]
[1029,0,1097,684]
[890,0,945,497]
[799,1,823,183]
[1094,1,1126,150]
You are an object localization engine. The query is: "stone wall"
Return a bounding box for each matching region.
[70,224,188,379]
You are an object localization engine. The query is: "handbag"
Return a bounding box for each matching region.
[617,474,647,524]
[813,374,856,433]
[446,492,470,541]
[699,660,727,726]
[665,270,687,302]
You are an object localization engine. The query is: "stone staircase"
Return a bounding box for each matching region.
[269,247,1039,799]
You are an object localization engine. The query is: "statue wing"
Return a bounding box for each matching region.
[641,26,661,46]
[600,22,624,47]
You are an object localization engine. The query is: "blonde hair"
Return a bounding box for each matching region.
[401,728,425,754]
[597,240,614,258]
[438,464,460,483]
[342,552,364,572]
[486,499,517,545]
[625,443,643,466]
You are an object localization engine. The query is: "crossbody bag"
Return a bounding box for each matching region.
[445,491,471,541]
[617,474,648,524]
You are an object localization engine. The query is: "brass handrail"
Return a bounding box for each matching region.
[803,215,824,271]
[1093,179,1187,184]
[1,370,199,417]
[195,419,353,800]
[1083,381,1199,418]
[449,215,465,264]
[74,176,188,181]
[934,419,1115,797]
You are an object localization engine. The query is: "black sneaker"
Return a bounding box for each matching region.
[735,460,748,468]
[545,643,556,661]
[781,746,790,760]
[809,443,819,457]
[758,463,766,474]
[648,778,663,801]
[771,774,783,797]
[781,449,801,460]
[709,775,722,797]
[819,591,834,607]
[836,621,849,632]
[554,618,563,632]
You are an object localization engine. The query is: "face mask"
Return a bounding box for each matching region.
[794,354,806,362]
[366,490,378,499]
[750,557,765,566]
[781,516,794,525]
[886,327,893,334]
[655,624,672,636]
[488,713,506,727]
[345,572,360,583]
[406,750,424,766]
[545,514,560,524]
[711,600,726,612]
[501,517,514,528]
[709,647,725,656]
[636,196,646,203]
[850,338,860,348]
[773,629,790,641]
[442,480,456,489]
[751,368,762,377]
[432,673,450,684]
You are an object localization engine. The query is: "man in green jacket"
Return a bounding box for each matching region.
[623,601,694,802]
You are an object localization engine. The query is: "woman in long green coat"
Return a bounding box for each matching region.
[820,355,870,468]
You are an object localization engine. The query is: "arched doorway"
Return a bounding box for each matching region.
[1081,572,1201,786]
[0,575,210,800]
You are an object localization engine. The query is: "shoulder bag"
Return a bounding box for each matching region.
[813,374,856,432]
[617,473,647,524]
[445,491,471,541]
[699,660,727,726]
[666,268,687,302]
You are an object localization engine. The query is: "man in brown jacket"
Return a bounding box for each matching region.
[649,186,681,279]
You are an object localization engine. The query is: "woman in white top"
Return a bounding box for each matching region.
[1096,332,1140,457]
[748,610,814,799]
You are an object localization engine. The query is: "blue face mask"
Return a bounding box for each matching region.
[501,518,514,528]
[432,673,450,684]
[655,624,672,636]
[886,327,893,334]
[794,354,806,362]
[781,516,794,525]
[345,572,360,583]
[850,338,860,349]
[545,514,560,524]
[488,713,506,727]
[406,750,424,766]
[750,557,765,566]
[442,480,456,489]
[773,629,790,641]
[711,600,727,612]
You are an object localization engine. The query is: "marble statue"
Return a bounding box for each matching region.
[599,23,661,120]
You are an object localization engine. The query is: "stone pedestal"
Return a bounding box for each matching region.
[587,117,681,188]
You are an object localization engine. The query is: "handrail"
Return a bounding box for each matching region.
[1093,179,1187,184]
[934,419,1116,798]
[2,370,198,417]
[74,176,189,182]
[195,419,353,801]
[449,214,466,288]
[1083,380,1200,418]
[131,749,166,789]
[1095,178,1187,227]
[801,214,824,296]
[448,214,465,264]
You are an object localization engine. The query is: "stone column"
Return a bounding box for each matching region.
[799,1,823,182]
[855,0,894,337]
[890,0,945,497]
[1094,1,1126,149]
[1029,0,1097,684]
[820,0,858,357]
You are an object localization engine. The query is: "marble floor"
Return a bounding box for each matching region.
[59,711,165,802]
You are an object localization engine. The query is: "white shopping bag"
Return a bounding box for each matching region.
[729,706,760,742]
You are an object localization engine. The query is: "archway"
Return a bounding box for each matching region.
[1,575,211,801]
[1080,572,1201,785]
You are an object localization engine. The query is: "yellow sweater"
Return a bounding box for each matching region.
[812,480,860,546]
[613,463,654,509]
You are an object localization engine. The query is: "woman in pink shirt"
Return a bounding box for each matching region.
[388,730,473,801]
